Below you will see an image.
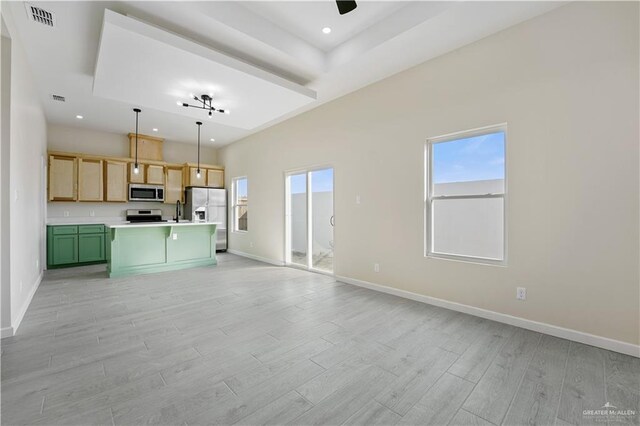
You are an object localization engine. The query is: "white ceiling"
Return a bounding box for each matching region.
[94,10,316,130]
[5,1,565,147]
[241,1,409,52]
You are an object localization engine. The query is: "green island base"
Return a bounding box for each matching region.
[106,223,218,278]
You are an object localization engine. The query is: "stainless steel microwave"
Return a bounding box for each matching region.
[128,184,165,202]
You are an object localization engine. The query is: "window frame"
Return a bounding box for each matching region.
[424,123,508,266]
[232,176,248,233]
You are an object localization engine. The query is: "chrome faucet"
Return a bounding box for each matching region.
[175,200,181,223]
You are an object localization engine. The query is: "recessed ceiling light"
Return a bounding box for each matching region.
[322,27,331,34]
[76,115,83,119]
[152,128,158,132]
[210,138,215,142]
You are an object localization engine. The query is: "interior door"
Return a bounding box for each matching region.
[286,167,334,273]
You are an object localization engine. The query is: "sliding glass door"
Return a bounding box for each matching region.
[285,167,334,273]
[288,172,308,267]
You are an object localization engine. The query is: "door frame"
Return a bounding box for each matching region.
[283,164,335,275]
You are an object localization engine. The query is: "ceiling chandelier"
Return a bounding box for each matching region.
[178,94,229,118]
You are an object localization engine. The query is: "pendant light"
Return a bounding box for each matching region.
[196,121,202,179]
[133,108,142,174]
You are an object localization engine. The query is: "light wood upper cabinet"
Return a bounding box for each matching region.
[128,163,164,184]
[165,166,183,204]
[146,165,164,185]
[187,167,206,187]
[128,134,163,161]
[49,155,77,201]
[182,164,224,188]
[104,161,128,202]
[129,163,145,184]
[78,159,104,202]
[206,169,224,188]
[46,150,225,205]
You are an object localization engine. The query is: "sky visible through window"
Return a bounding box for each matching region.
[236,178,247,198]
[433,131,505,183]
[291,168,333,194]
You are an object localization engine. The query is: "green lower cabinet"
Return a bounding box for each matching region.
[47,225,107,268]
[51,234,79,265]
[78,233,105,263]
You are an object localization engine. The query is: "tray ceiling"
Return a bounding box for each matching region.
[93,10,317,131]
[4,1,565,146]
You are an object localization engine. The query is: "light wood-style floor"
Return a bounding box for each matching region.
[1,254,638,426]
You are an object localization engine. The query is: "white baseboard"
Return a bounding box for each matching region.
[1,326,14,338]
[336,275,640,358]
[4,272,43,338]
[226,249,285,267]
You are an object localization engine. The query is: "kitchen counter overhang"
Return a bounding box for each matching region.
[105,222,220,278]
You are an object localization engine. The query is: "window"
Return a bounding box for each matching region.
[232,177,248,232]
[426,125,506,264]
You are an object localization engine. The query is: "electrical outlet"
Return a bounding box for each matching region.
[172,233,178,240]
[250,242,254,248]
[356,195,361,205]
[516,287,526,300]
[89,210,95,217]
[19,281,23,293]
[14,189,18,202]
[374,263,380,273]
[36,259,39,270]
[64,211,69,217]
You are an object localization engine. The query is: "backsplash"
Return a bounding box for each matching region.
[47,201,178,224]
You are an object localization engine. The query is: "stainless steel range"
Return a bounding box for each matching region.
[126,209,166,223]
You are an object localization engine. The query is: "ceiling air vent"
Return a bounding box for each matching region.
[51,94,65,102]
[25,4,55,27]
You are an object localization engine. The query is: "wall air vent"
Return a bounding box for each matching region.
[25,4,55,27]
[51,94,65,102]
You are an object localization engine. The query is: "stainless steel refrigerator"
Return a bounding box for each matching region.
[184,186,227,252]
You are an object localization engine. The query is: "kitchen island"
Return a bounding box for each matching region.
[105,222,219,278]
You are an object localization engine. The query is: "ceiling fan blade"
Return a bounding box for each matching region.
[336,0,357,15]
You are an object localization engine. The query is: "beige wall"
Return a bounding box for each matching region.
[1,10,48,335]
[220,2,640,346]
[1,29,12,334]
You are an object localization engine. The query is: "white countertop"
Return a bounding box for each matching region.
[105,221,221,229]
[47,217,127,226]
